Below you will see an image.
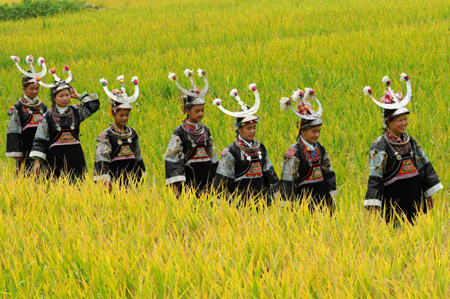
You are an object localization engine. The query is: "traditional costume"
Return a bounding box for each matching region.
[6,55,48,173]
[363,73,443,222]
[212,83,279,206]
[164,69,218,195]
[94,76,145,186]
[30,66,100,180]
[279,88,337,212]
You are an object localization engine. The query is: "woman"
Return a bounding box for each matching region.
[164,69,218,197]
[94,76,145,190]
[363,73,443,223]
[212,83,279,207]
[6,55,48,174]
[279,88,337,213]
[30,66,100,181]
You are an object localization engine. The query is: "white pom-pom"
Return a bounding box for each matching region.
[131,76,138,85]
[230,88,238,97]
[184,69,193,77]
[292,89,303,103]
[168,73,176,81]
[400,73,409,81]
[248,83,257,91]
[279,97,292,111]
[304,88,315,100]
[213,98,222,106]
[363,86,372,95]
[116,75,124,81]
[382,76,391,85]
[26,55,34,64]
[37,57,45,66]
[197,69,205,77]
[100,78,108,86]
[11,56,19,62]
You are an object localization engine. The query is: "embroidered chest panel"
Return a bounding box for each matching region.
[186,146,211,164]
[298,164,324,187]
[384,158,419,186]
[22,113,44,131]
[235,161,263,182]
[50,131,80,148]
[112,144,136,162]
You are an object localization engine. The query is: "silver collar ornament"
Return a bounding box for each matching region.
[11,55,47,83]
[363,73,412,118]
[36,66,73,95]
[212,83,260,124]
[168,69,209,107]
[100,75,139,111]
[279,88,324,126]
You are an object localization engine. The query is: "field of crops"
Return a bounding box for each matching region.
[0,0,449,297]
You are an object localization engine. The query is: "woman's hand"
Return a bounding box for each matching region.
[172,183,181,198]
[426,196,434,210]
[14,157,23,162]
[69,85,81,99]
[32,160,40,176]
[104,180,113,192]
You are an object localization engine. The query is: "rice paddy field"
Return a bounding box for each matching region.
[0,0,450,297]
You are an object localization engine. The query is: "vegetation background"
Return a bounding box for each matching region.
[0,0,449,297]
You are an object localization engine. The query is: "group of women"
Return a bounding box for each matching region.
[6,56,444,223]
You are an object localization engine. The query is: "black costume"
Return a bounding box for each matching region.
[30,93,100,180]
[164,120,218,194]
[94,124,145,186]
[364,131,442,222]
[213,137,280,206]
[280,139,336,212]
[6,96,47,172]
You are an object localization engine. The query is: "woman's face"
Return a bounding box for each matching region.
[388,114,408,135]
[53,89,71,107]
[186,105,205,123]
[113,109,130,128]
[301,125,322,144]
[23,83,40,99]
[238,123,257,141]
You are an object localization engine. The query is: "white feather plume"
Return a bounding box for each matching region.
[292,89,303,103]
[184,69,193,77]
[382,76,390,85]
[279,97,291,111]
[197,69,205,77]
[168,73,176,81]
[400,73,408,81]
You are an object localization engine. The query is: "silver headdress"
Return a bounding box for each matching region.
[212,83,260,125]
[99,75,139,111]
[363,73,411,121]
[279,88,323,129]
[168,69,209,110]
[11,55,47,84]
[36,66,73,96]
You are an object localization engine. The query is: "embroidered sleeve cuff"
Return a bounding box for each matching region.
[30,151,46,160]
[6,152,23,158]
[93,174,111,182]
[364,199,382,207]
[424,183,444,198]
[330,190,337,198]
[80,93,99,102]
[165,175,186,185]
